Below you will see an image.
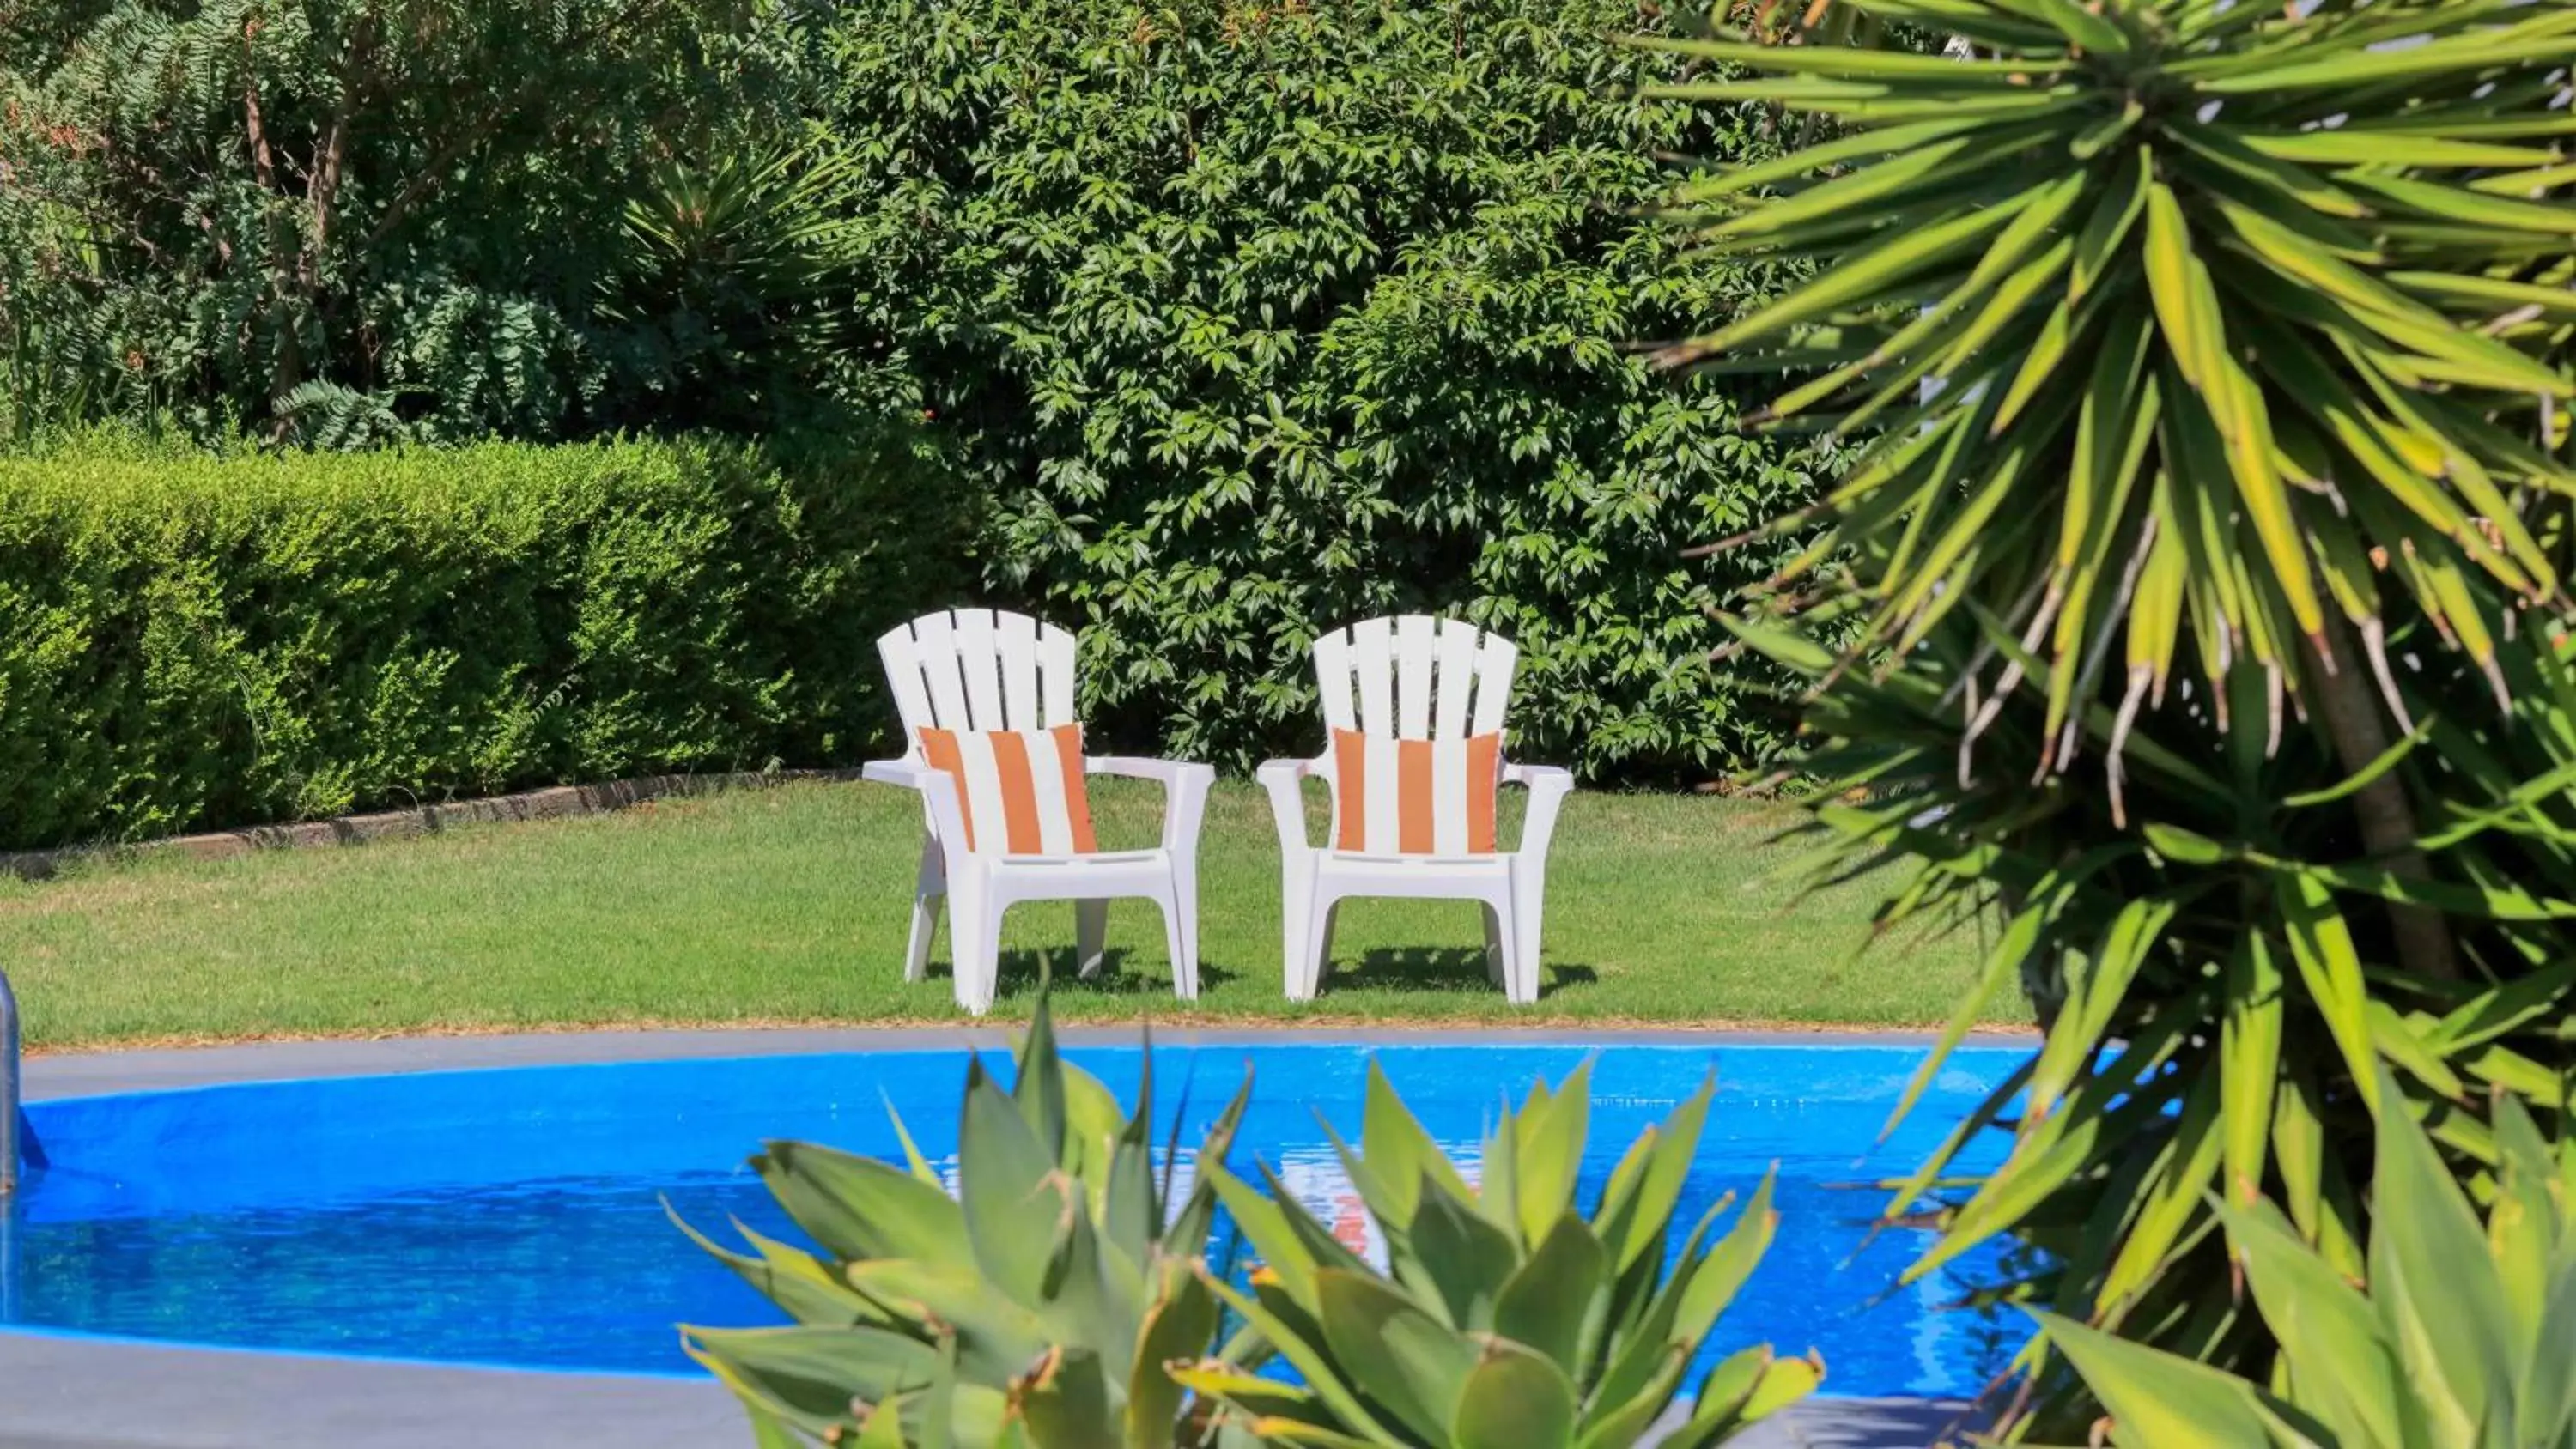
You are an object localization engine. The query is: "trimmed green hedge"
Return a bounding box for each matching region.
[0,436,961,849]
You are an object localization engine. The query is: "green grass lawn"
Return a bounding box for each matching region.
[0,779,2017,1051]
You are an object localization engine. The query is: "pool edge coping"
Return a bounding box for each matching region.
[20,1024,2034,1101]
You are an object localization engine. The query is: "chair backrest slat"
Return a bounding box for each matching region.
[1350,617,1396,736]
[1431,619,1479,738]
[1394,615,1436,737]
[1469,632,1517,734]
[996,612,1042,730]
[878,609,1083,750]
[1314,629,1357,731]
[1312,614,1517,744]
[952,610,1005,726]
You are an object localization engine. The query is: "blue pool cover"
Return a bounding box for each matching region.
[0,1042,2022,1396]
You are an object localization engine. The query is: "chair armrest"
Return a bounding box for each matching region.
[1085,756,1215,852]
[1085,756,1194,785]
[1501,761,1575,860]
[862,758,933,788]
[861,759,971,859]
[1502,762,1574,792]
[1257,755,1327,854]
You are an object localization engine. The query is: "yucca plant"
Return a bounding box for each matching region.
[678,999,1252,1446]
[1179,1062,1819,1447]
[1647,0,2576,1433]
[2038,1072,2576,1447]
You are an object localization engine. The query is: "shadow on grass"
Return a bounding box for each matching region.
[1325,947,1598,1001]
[930,946,1595,1004]
[943,949,1246,1003]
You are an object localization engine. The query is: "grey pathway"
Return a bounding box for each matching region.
[3,1028,2010,1448]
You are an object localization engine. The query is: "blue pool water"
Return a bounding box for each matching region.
[0,1044,2023,1396]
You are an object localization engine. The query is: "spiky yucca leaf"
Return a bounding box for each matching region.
[1661,1,2573,747]
[1181,1061,1818,1448]
[1660,1,2576,1432]
[1726,591,2576,1435]
[2038,1076,2576,1447]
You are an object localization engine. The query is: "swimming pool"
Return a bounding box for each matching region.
[1,1042,2021,1397]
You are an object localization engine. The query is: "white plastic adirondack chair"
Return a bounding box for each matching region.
[1256,615,1574,1004]
[864,609,1214,1015]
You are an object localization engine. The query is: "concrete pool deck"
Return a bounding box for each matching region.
[1,1027,2017,1448]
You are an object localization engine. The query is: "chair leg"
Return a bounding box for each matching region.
[1152,878,1200,1003]
[1507,860,1546,1006]
[1169,858,1200,1000]
[949,876,1003,1016]
[1075,900,1110,980]
[1482,903,1506,988]
[1304,891,1340,998]
[905,835,944,984]
[1281,855,1315,1002]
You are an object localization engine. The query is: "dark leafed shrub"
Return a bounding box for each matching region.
[817,0,1824,781]
[0,432,963,848]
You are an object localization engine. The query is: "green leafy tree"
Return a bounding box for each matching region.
[1649,0,2576,1432]
[0,0,768,441]
[808,0,1828,782]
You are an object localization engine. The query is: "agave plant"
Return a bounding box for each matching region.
[1647,0,2576,1432]
[2038,1073,2576,1447]
[1179,1062,1819,1447]
[678,998,1252,1446]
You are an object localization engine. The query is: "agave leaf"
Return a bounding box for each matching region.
[755,1140,968,1264]
[671,1204,884,1327]
[685,1325,946,1436]
[1402,1173,1522,1331]
[1012,998,1071,1163]
[1360,1059,1476,1222]
[883,1092,943,1187]
[1124,1262,1216,1449]
[1593,1071,1716,1275]
[842,1259,1058,1382]
[1492,1214,1608,1379]
[1512,1061,1591,1245]
[1011,1345,1115,1449]
[1201,1167,1340,1314]
[1449,1338,1579,1449]
[1164,1361,1323,1422]
[1163,1070,1254,1254]
[1668,1171,1778,1346]
[1314,1267,1481,1445]
[1199,1273,1408,1447]
[961,1057,1072,1307]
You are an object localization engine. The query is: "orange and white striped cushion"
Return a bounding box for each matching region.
[918,724,1099,856]
[1330,729,1503,856]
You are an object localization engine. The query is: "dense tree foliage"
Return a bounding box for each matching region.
[3,0,1820,803]
[806,0,1826,779]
